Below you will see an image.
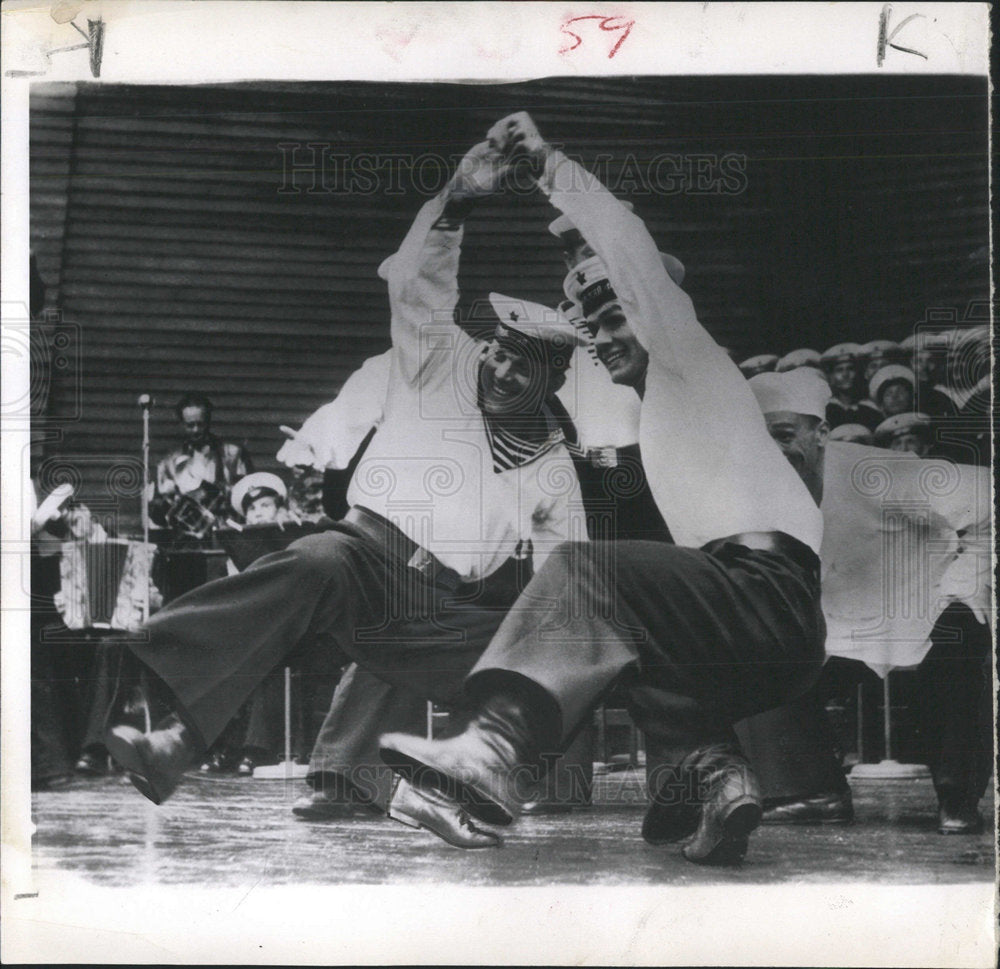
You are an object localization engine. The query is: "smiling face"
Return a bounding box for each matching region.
[590,303,649,387]
[479,340,556,417]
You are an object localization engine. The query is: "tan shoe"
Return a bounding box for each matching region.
[388,778,501,849]
[381,694,539,826]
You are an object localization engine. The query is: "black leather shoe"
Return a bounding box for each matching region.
[642,761,704,846]
[645,745,762,866]
[388,777,501,849]
[761,790,854,825]
[938,802,984,835]
[105,717,201,805]
[681,748,761,866]
[381,694,539,826]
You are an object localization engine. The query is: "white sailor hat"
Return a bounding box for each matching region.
[859,339,901,358]
[559,247,686,309]
[820,342,863,368]
[488,292,585,370]
[874,412,931,446]
[775,348,822,372]
[738,354,780,377]
[748,367,832,420]
[231,472,287,516]
[869,364,915,404]
[828,423,875,445]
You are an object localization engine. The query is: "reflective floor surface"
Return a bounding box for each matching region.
[26,769,995,887]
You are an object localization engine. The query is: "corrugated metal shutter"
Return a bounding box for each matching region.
[30,77,989,532]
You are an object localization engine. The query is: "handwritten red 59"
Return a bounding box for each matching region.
[559,15,635,59]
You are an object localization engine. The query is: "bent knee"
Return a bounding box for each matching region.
[284,530,364,578]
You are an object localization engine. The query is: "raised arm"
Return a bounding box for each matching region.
[486,114,711,375]
[380,142,509,384]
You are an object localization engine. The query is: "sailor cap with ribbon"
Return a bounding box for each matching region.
[563,252,687,326]
[487,292,585,371]
[820,342,863,368]
[231,472,287,516]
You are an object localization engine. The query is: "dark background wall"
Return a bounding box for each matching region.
[29,76,990,532]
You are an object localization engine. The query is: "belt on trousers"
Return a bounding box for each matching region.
[705,530,820,579]
[344,505,463,592]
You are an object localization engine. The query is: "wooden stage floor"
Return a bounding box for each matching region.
[28,768,995,888]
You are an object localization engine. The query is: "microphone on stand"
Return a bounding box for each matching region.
[138,393,154,409]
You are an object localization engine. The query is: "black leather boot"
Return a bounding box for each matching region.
[679,745,762,866]
[380,693,541,826]
[643,744,762,865]
[105,715,202,805]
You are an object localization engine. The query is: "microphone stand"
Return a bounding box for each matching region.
[138,394,153,733]
[139,396,152,623]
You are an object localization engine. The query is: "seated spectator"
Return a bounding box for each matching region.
[859,339,902,382]
[738,353,778,378]
[821,342,882,430]
[230,471,296,528]
[874,412,933,455]
[775,348,822,372]
[869,364,919,417]
[906,332,958,416]
[828,423,874,445]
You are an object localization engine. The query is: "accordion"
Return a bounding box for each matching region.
[55,539,160,631]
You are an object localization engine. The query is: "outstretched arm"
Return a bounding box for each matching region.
[381,142,509,384]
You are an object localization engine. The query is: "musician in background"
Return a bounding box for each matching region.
[149,393,252,542]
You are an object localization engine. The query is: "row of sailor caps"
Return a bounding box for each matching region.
[740,342,899,376]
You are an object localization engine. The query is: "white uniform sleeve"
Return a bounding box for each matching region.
[536,150,823,552]
[276,351,392,470]
[930,462,993,623]
[379,195,474,386]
